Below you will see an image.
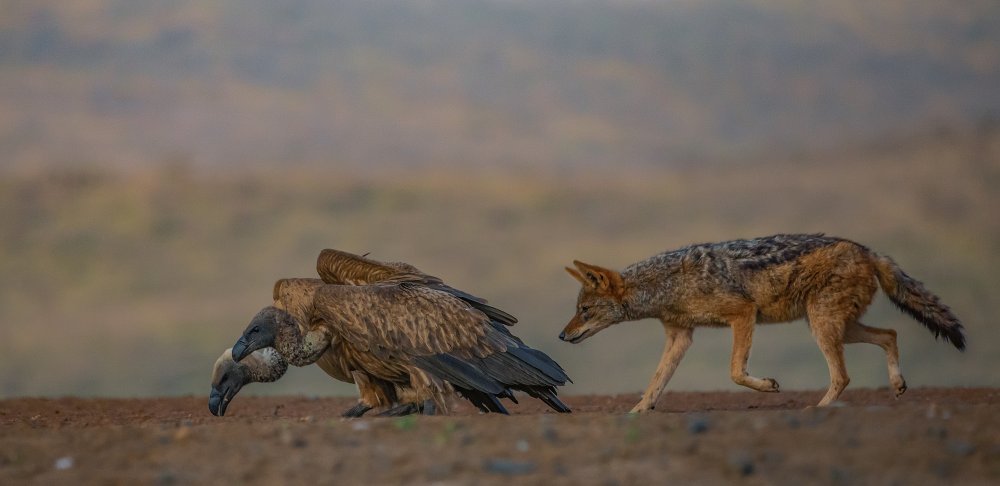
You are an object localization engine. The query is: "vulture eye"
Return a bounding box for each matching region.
[251,326,260,334]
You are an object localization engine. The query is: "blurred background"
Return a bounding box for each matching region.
[1,0,998,398]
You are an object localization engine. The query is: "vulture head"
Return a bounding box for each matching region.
[209,349,247,416]
[209,347,288,416]
[231,306,286,362]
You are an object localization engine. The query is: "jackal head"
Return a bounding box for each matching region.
[560,260,628,343]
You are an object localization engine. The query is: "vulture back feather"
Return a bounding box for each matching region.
[316,249,517,326]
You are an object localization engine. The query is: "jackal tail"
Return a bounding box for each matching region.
[872,253,966,350]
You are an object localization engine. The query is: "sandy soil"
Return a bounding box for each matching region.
[1,388,998,485]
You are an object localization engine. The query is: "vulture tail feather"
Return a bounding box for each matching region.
[505,346,571,385]
[455,387,510,414]
[414,354,504,395]
[517,385,572,413]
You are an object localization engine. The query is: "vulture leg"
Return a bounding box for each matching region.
[421,399,436,416]
[341,402,373,418]
[377,402,421,417]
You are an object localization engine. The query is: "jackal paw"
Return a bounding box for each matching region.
[629,402,654,414]
[893,378,907,398]
[761,378,780,392]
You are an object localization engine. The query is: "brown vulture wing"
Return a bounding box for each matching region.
[314,283,571,413]
[315,249,517,325]
[271,277,354,383]
[315,249,427,285]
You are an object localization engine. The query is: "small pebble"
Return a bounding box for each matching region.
[783,414,801,429]
[926,403,939,419]
[351,421,370,431]
[157,471,177,485]
[727,450,754,476]
[483,458,536,475]
[946,440,975,457]
[931,460,955,478]
[516,439,530,452]
[427,463,453,479]
[54,456,73,470]
[686,415,709,434]
[539,414,558,442]
[830,466,852,485]
[927,426,948,440]
[280,429,307,448]
[542,426,558,443]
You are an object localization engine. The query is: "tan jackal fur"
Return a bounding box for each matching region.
[559,233,964,411]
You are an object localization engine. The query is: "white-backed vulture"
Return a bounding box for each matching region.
[231,279,572,414]
[210,277,440,417]
[211,249,523,417]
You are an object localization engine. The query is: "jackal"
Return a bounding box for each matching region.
[559,233,964,411]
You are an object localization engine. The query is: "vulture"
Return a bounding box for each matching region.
[231,276,572,414]
[210,277,442,417]
[209,347,287,417]
[211,249,537,416]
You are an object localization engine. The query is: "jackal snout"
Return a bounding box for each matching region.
[559,312,596,343]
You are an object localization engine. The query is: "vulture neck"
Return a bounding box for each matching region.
[275,317,332,367]
[244,348,289,383]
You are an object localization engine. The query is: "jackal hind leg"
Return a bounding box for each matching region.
[845,321,906,397]
[808,313,850,407]
[630,325,693,413]
[729,312,780,393]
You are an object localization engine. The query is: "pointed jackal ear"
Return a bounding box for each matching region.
[565,267,588,286]
[572,260,624,293]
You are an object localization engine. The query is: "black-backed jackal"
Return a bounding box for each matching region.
[559,234,964,411]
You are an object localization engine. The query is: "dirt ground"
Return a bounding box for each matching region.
[1,387,998,485]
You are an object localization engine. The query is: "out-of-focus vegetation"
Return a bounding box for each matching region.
[0,0,998,168]
[1,123,997,397]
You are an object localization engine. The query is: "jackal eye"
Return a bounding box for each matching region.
[580,306,590,319]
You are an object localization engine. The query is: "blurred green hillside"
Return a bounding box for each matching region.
[1,0,998,168]
[1,123,997,397]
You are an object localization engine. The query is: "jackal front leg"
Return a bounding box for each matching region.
[630,325,693,413]
[729,311,780,392]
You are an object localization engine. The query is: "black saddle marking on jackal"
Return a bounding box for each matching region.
[723,233,845,270]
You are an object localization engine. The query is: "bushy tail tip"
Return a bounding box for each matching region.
[873,254,965,350]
